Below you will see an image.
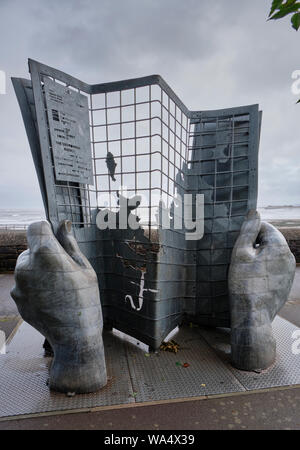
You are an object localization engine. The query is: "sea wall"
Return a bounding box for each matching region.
[0,230,27,273]
[279,228,300,264]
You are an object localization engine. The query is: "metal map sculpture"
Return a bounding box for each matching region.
[11,60,295,392]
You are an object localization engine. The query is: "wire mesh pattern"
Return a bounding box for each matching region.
[91,85,189,231]
[186,110,257,326]
[37,77,190,232]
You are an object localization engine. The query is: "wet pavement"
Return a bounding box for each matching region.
[0,386,300,430]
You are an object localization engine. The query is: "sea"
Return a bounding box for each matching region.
[0,206,300,228]
[0,209,46,228]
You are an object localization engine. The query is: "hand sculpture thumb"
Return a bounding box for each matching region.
[229,210,296,371]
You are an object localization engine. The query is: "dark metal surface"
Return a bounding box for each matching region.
[186,106,260,326]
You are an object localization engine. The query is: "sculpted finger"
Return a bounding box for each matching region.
[231,210,261,261]
[26,220,73,271]
[56,220,93,270]
[255,222,296,319]
[27,221,61,254]
[257,222,291,253]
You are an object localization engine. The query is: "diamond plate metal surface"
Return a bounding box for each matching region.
[198,316,300,390]
[0,322,135,418]
[124,326,245,402]
[0,316,299,419]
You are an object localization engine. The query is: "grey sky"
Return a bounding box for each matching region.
[0,0,299,208]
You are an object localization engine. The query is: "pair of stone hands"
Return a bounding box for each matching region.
[11,210,295,387]
[11,220,107,394]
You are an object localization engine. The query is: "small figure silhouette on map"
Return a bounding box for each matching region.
[106,152,117,181]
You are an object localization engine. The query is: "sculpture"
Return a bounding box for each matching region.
[11,220,107,394]
[229,210,296,370]
[12,60,297,372]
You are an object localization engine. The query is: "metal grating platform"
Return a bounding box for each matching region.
[125,327,245,402]
[0,317,300,419]
[198,317,300,390]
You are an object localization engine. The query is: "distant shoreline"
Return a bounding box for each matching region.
[267,219,300,228]
[262,205,300,210]
[1,220,300,232]
[0,207,300,228]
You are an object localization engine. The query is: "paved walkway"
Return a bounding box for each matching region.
[0,268,299,430]
[1,267,300,337]
[0,386,299,430]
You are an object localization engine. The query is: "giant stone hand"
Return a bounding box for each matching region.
[228,210,296,371]
[11,220,107,394]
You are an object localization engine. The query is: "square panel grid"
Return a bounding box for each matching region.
[90,84,189,237]
[41,77,190,241]
[87,85,190,342]
[187,113,251,323]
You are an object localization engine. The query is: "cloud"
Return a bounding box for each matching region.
[0,0,299,209]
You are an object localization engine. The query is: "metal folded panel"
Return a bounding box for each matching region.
[12,60,261,350]
[187,106,261,327]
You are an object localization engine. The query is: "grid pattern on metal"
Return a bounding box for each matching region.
[21,63,192,349]
[88,84,190,346]
[26,61,190,233]
[91,84,189,229]
[0,317,299,419]
[186,108,259,327]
